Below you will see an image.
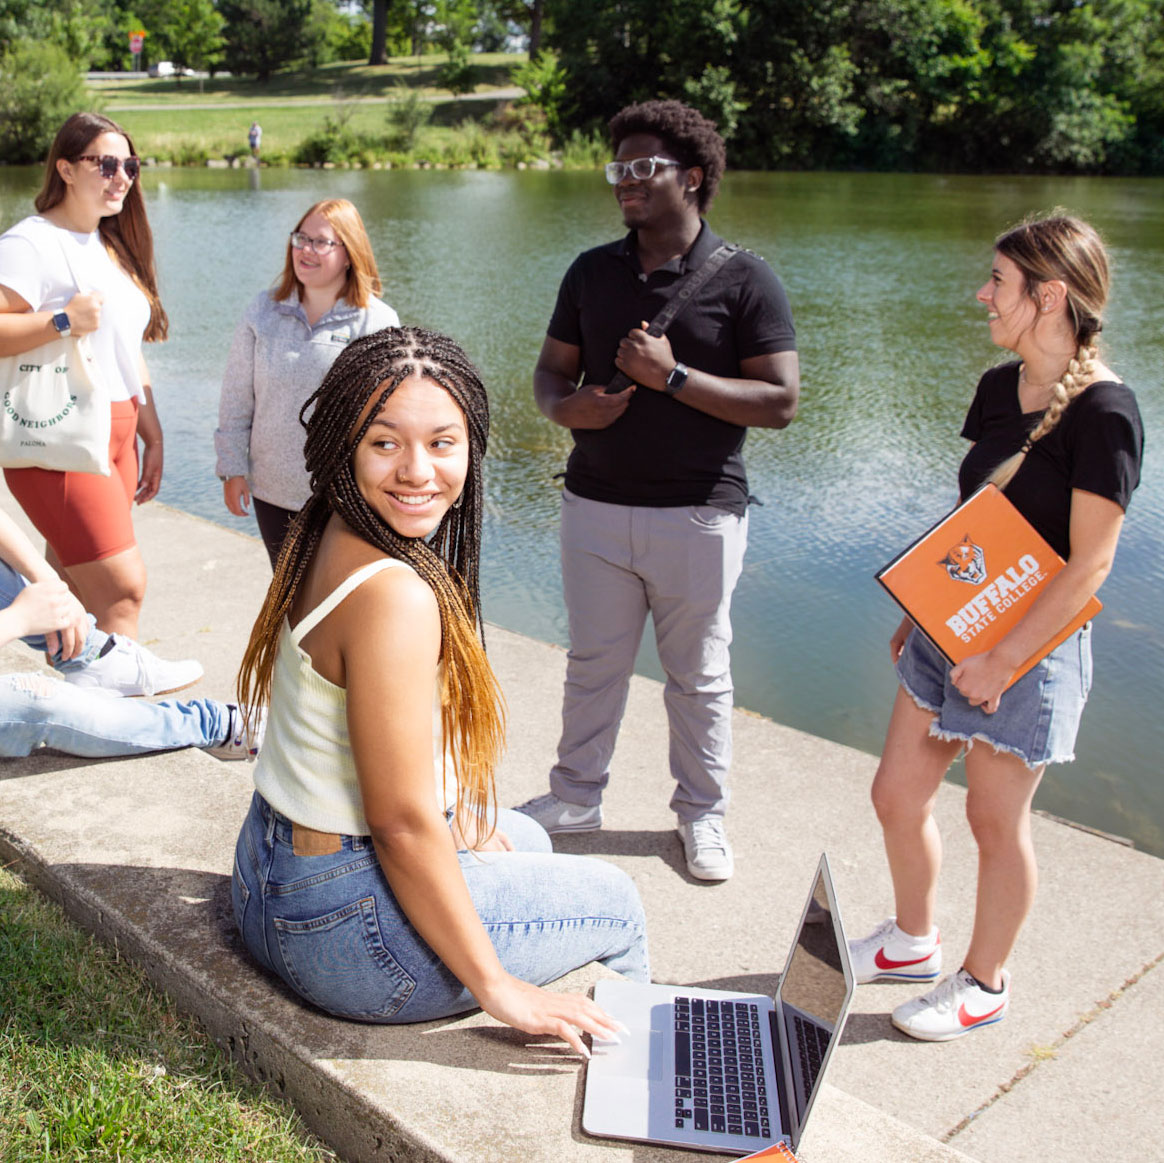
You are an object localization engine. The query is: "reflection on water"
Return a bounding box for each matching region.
[1,167,1160,854]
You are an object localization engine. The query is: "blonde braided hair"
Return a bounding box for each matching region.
[987,213,1110,490]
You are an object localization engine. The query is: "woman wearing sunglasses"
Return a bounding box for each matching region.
[215,199,399,568]
[0,112,174,642]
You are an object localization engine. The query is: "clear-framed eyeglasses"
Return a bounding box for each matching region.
[289,230,345,254]
[604,156,682,184]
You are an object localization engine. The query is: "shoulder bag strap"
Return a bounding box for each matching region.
[604,243,740,394]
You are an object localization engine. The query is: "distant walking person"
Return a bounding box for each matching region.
[848,214,1143,1041]
[248,121,262,158]
[0,112,173,641]
[514,100,799,881]
[215,199,399,568]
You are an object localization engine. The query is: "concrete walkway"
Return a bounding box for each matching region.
[1,496,1161,1162]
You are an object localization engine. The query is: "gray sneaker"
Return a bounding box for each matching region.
[677,817,734,881]
[514,791,602,834]
[63,634,203,698]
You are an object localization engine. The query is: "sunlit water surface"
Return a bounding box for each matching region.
[2,167,1160,854]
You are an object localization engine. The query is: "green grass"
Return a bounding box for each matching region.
[111,98,520,163]
[0,865,338,1162]
[86,54,544,166]
[90,55,523,106]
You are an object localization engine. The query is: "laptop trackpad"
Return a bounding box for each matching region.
[590,1024,668,1081]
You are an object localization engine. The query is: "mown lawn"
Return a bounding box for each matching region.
[88,55,527,163]
[110,97,515,163]
[0,865,338,1162]
[89,54,523,106]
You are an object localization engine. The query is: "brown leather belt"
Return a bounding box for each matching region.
[291,822,342,856]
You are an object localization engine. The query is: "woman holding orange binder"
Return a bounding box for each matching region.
[849,214,1143,1041]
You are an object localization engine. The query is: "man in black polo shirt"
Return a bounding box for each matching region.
[515,100,799,881]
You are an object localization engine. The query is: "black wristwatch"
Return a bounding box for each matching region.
[665,361,689,395]
[51,311,71,337]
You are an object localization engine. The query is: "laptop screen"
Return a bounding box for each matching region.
[776,861,853,1147]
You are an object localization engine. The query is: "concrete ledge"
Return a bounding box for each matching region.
[1,496,1161,1162]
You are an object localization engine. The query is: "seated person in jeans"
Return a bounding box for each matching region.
[231,328,647,1052]
[0,507,259,760]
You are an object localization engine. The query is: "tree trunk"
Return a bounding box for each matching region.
[529,0,543,57]
[370,0,388,65]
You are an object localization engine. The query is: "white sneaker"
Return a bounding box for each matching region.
[849,918,942,984]
[677,817,733,881]
[513,791,603,833]
[892,968,1010,1042]
[63,634,204,698]
[204,706,266,761]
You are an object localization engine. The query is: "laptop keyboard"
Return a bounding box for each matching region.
[673,996,773,1139]
[794,1013,829,1103]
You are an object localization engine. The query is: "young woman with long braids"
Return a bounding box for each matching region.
[215,198,399,569]
[850,215,1143,1041]
[0,115,192,660]
[230,327,647,1051]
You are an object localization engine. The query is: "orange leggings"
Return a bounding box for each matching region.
[3,399,139,567]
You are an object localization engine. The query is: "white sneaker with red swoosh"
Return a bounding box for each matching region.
[892,968,1011,1041]
[848,917,942,983]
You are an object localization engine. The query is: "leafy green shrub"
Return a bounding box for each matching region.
[172,141,211,166]
[560,128,607,170]
[385,85,433,151]
[438,42,477,97]
[683,64,745,143]
[0,41,90,164]
[489,100,551,150]
[510,50,568,144]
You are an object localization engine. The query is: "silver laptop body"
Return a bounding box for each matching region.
[583,853,855,1155]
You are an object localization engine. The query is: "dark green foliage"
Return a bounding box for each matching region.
[0,40,89,163]
[217,0,320,80]
[543,0,1164,174]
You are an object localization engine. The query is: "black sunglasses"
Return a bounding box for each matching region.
[76,154,141,181]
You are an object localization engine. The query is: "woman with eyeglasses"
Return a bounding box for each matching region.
[215,199,399,568]
[0,112,176,644]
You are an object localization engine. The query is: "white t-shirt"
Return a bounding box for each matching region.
[0,215,151,403]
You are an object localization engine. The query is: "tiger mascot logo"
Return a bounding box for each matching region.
[940,535,987,585]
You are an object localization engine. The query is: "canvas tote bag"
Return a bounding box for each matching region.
[0,232,111,476]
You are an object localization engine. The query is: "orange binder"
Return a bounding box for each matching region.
[737,1142,800,1161]
[876,484,1101,689]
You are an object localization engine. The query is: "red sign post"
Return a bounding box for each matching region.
[129,29,145,71]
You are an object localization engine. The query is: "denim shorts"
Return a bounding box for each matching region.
[231,793,649,1023]
[895,625,1092,769]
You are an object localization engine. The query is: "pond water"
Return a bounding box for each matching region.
[1,165,1160,854]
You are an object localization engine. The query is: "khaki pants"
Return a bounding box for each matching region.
[550,489,748,822]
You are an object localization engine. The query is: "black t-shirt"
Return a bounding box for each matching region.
[547,222,797,513]
[958,361,1144,559]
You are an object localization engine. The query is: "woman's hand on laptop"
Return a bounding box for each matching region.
[477,974,623,1058]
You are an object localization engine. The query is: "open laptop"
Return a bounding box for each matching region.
[583,853,855,1156]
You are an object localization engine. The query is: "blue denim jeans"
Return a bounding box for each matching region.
[232,793,650,1022]
[0,558,105,673]
[0,671,231,757]
[896,625,1092,769]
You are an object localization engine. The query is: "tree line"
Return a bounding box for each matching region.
[2,0,1162,174]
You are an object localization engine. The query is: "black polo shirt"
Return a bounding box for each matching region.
[547,221,797,513]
